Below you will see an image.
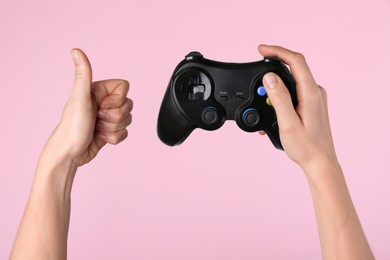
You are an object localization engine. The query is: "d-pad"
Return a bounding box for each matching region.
[181,76,206,101]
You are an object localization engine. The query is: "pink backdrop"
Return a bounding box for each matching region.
[1,0,389,259]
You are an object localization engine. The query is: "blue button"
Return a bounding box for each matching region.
[257,86,266,96]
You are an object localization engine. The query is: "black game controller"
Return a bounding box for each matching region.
[157,52,297,150]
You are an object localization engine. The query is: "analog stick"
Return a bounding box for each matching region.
[242,108,260,127]
[201,107,219,125]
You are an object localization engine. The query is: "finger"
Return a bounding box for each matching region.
[263,72,300,129]
[71,48,92,97]
[258,45,317,100]
[259,130,267,135]
[97,98,133,123]
[100,90,129,109]
[258,45,316,85]
[88,138,107,159]
[96,114,132,132]
[92,79,130,109]
[97,129,128,145]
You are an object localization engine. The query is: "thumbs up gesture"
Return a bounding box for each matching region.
[50,49,133,166]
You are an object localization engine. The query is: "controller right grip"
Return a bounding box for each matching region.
[157,88,195,146]
[266,122,284,150]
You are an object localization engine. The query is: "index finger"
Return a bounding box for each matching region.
[258,45,318,96]
[92,79,130,109]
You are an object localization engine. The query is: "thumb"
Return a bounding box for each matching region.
[71,48,92,97]
[262,72,299,129]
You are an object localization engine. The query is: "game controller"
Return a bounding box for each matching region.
[157,51,297,150]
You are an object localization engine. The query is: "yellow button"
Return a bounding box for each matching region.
[266,97,272,106]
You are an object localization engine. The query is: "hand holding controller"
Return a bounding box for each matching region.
[157,51,297,150]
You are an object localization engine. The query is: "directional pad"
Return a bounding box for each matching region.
[188,76,197,85]
[175,70,212,102]
[182,76,206,101]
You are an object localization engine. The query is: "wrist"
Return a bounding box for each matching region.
[35,143,78,201]
[301,159,347,204]
[301,157,342,182]
[41,124,84,166]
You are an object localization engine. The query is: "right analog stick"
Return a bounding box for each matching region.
[242,108,260,127]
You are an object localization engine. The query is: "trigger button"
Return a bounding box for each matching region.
[185,52,203,60]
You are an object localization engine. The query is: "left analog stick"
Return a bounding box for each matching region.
[201,107,219,125]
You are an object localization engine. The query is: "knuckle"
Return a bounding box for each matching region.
[293,52,306,62]
[74,71,84,80]
[312,89,323,102]
[278,120,301,136]
[110,109,124,122]
[304,87,328,110]
[125,99,134,113]
[74,68,91,80]
[116,79,130,93]
[318,85,327,97]
[127,98,134,111]
[312,85,327,102]
[123,80,130,90]
[122,129,129,140]
[125,114,133,126]
[279,123,297,135]
[111,130,128,144]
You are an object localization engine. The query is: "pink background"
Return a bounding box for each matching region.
[1,0,389,259]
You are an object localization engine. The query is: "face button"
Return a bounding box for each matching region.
[201,107,220,125]
[257,86,267,96]
[242,108,260,127]
[266,97,272,106]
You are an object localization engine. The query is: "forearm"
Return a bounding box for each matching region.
[10,48,131,259]
[10,145,77,260]
[304,160,374,260]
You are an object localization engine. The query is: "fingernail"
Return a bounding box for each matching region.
[263,73,278,89]
[98,110,109,120]
[98,133,107,141]
[71,49,81,65]
[96,121,104,130]
[102,101,113,109]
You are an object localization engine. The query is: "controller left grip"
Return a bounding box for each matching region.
[157,88,195,146]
